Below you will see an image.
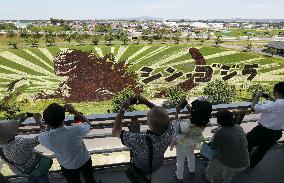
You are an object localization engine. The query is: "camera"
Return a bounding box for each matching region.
[262,93,270,100]
[179,99,188,109]
[26,112,34,118]
[129,97,138,105]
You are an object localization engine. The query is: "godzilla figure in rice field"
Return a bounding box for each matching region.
[38,49,142,102]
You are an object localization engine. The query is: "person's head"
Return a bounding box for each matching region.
[191,99,212,127]
[147,106,170,135]
[216,110,235,127]
[0,120,19,145]
[43,103,65,128]
[273,82,284,99]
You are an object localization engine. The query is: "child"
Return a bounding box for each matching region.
[170,97,212,182]
[39,103,96,183]
[0,113,51,183]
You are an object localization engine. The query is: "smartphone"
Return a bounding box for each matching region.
[262,93,270,100]
[26,112,34,118]
[129,97,138,105]
[180,99,188,109]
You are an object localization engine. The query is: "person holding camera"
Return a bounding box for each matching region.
[170,97,212,182]
[0,113,51,183]
[205,111,249,183]
[247,82,284,168]
[112,95,174,183]
[38,103,97,183]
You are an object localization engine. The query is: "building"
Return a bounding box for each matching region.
[265,41,284,56]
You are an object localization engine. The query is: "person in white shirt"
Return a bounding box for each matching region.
[170,97,212,182]
[39,103,96,183]
[248,82,284,168]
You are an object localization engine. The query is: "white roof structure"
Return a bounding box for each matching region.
[190,22,209,29]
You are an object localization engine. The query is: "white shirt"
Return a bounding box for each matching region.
[38,123,90,169]
[254,99,284,130]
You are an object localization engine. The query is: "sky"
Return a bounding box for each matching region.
[1,0,284,20]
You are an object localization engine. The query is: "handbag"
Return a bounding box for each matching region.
[0,148,52,177]
[29,156,53,177]
[125,135,153,183]
[200,142,218,161]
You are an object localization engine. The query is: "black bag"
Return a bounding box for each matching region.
[126,136,153,183]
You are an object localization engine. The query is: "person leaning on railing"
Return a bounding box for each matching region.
[205,111,250,183]
[0,113,52,183]
[247,82,284,168]
[170,97,212,182]
[38,103,97,183]
[112,95,174,183]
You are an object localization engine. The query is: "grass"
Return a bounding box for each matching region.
[0,44,283,118]
[206,52,258,65]
[9,49,54,73]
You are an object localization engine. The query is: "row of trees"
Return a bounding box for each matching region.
[4,28,213,48]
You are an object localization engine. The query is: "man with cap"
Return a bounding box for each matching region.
[0,113,51,183]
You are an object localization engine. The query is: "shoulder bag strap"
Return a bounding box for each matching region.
[0,148,25,174]
[146,136,153,183]
[0,148,15,166]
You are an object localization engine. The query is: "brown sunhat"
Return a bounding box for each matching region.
[0,120,19,145]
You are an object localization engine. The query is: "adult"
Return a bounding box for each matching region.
[112,95,174,183]
[247,82,284,168]
[0,114,51,183]
[205,111,249,183]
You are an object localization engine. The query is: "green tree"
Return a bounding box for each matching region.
[6,30,19,49]
[105,32,115,45]
[116,30,129,45]
[266,47,278,57]
[186,32,191,42]
[172,31,181,44]
[244,41,253,52]
[92,34,100,45]
[214,35,223,47]
[64,33,73,43]
[45,31,56,46]
[203,80,236,104]
[142,29,153,44]
[28,32,42,47]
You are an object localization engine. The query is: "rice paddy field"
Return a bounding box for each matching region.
[0,44,283,114]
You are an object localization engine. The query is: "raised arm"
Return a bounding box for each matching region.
[136,95,156,109]
[33,113,46,131]
[251,91,263,110]
[175,98,189,121]
[112,99,131,137]
[64,104,92,126]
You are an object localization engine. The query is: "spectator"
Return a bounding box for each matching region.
[112,95,174,183]
[0,113,52,183]
[247,82,284,168]
[205,111,249,183]
[170,97,212,182]
[39,103,97,183]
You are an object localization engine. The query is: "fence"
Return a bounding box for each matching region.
[6,101,269,179]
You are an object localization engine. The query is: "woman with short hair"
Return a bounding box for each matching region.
[205,111,249,183]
